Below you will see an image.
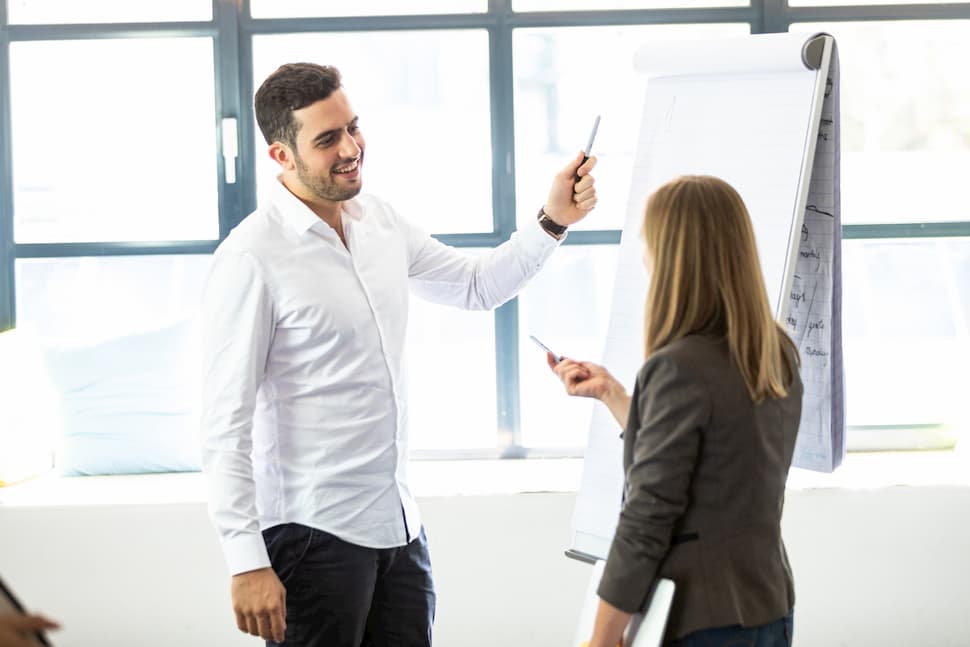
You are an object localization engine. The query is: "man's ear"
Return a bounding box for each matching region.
[269,141,296,171]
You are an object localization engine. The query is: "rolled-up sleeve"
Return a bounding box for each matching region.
[597,353,710,613]
[200,246,277,575]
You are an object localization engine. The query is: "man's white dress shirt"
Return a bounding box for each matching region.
[201,178,562,575]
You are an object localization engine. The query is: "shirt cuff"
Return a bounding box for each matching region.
[222,531,272,576]
[520,212,568,251]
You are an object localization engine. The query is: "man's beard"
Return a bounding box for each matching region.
[295,153,362,202]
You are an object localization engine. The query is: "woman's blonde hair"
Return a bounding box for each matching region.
[641,175,799,402]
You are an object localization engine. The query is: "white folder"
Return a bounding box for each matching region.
[573,560,675,647]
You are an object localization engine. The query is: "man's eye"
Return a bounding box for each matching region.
[348,125,359,135]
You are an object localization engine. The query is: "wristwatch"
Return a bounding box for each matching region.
[537,206,568,237]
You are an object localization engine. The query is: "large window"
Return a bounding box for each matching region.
[1,0,967,472]
[511,23,750,233]
[251,30,493,234]
[6,0,212,24]
[9,37,219,244]
[792,19,970,449]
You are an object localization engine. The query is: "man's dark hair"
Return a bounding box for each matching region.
[254,63,343,147]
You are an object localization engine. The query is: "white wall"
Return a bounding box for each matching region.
[1,487,969,647]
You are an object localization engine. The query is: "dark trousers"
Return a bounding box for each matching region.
[263,523,436,647]
[666,609,794,647]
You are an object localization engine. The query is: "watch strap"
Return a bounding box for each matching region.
[537,207,568,236]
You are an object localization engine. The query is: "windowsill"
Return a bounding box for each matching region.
[1,447,968,508]
[785,446,970,489]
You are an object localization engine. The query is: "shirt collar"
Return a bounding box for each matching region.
[269,175,364,238]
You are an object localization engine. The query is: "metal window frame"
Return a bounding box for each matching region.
[0,0,241,330]
[0,0,13,331]
[0,0,968,459]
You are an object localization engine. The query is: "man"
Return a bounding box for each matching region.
[201,62,597,647]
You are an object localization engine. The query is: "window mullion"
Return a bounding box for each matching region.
[488,1,525,455]
[0,12,15,331]
[214,0,246,238]
[757,0,790,34]
[233,0,259,228]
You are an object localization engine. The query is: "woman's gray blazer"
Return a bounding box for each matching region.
[597,334,803,640]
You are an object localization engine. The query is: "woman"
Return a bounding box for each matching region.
[552,175,803,647]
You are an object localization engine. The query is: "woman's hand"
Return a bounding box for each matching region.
[548,356,615,401]
[547,354,631,428]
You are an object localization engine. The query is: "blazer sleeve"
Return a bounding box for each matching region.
[597,351,711,613]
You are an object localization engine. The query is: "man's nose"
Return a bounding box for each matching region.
[338,131,361,158]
